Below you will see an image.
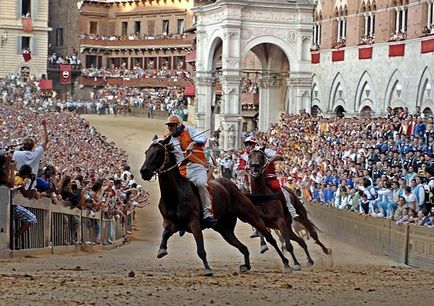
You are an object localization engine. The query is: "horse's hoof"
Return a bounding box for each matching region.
[283,265,292,273]
[203,268,213,276]
[157,248,168,258]
[293,264,302,271]
[326,248,333,255]
[260,245,269,254]
[239,265,251,273]
[306,261,314,267]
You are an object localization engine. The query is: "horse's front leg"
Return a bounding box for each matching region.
[157,220,176,258]
[189,220,213,276]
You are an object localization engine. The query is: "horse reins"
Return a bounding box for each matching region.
[150,142,194,175]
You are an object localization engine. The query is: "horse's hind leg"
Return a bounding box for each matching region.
[287,223,314,267]
[298,218,332,255]
[190,221,213,276]
[258,233,269,254]
[278,219,302,271]
[217,223,251,273]
[241,215,291,272]
[157,222,176,258]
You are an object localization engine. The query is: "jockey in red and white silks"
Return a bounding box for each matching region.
[241,136,299,220]
[165,115,217,228]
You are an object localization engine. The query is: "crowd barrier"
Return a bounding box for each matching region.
[306,202,434,268]
[0,187,133,257]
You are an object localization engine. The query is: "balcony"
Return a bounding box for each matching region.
[78,76,189,88]
[79,37,194,50]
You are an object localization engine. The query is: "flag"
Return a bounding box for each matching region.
[22,18,33,32]
[22,52,32,62]
[59,64,72,84]
[39,80,53,90]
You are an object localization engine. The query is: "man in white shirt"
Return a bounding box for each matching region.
[13,119,49,176]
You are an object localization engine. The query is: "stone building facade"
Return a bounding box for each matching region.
[0,0,50,78]
[311,0,434,117]
[78,0,200,71]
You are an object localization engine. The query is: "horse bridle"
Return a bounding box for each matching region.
[248,149,271,178]
[148,141,192,176]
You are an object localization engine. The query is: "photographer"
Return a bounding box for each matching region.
[13,119,49,176]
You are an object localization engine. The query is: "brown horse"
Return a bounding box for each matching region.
[140,137,291,276]
[247,148,331,269]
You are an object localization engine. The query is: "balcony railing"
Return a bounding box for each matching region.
[78,76,189,87]
[80,37,193,49]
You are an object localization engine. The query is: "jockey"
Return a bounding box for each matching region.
[165,115,217,228]
[241,136,299,221]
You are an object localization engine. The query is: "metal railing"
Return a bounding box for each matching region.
[0,189,133,255]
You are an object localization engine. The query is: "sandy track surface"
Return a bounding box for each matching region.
[1,115,432,306]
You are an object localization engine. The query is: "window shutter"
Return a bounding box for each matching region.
[31,37,37,55]
[16,0,22,18]
[17,36,22,54]
[32,0,39,19]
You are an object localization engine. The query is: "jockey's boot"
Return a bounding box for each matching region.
[198,185,218,228]
[282,187,300,221]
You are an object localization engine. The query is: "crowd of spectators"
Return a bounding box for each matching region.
[0,82,150,245]
[359,33,375,45]
[234,107,434,228]
[81,65,191,81]
[79,32,190,41]
[48,51,81,66]
[89,84,188,119]
[389,31,407,42]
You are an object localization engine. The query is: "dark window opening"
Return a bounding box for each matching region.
[22,0,31,17]
[162,20,169,34]
[21,36,30,51]
[56,28,64,46]
[122,22,128,36]
[90,21,97,34]
[177,19,185,34]
[134,21,141,35]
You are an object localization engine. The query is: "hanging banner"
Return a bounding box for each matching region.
[59,64,72,84]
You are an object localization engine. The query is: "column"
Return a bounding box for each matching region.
[343,18,347,38]
[395,8,399,33]
[313,24,317,45]
[219,75,242,151]
[401,7,406,32]
[428,2,432,28]
[257,76,282,131]
[194,74,215,135]
[364,15,369,36]
[286,74,312,116]
[337,19,341,40]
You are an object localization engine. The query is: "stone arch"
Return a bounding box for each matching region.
[311,105,322,117]
[384,69,405,109]
[205,32,224,72]
[240,35,297,71]
[329,73,347,112]
[334,105,346,117]
[416,66,433,110]
[360,105,373,119]
[355,71,377,112]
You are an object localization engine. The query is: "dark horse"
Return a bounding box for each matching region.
[247,148,331,269]
[140,137,291,276]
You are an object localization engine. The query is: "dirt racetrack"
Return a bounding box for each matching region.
[0,115,432,306]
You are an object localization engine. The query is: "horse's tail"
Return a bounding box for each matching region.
[281,186,321,233]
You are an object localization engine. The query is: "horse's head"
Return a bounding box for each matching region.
[140,135,173,180]
[248,145,267,177]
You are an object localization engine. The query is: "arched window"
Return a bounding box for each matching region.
[391,0,408,40]
[360,1,376,44]
[312,11,322,50]
[334,5,348,48]
[335,105,345,118]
